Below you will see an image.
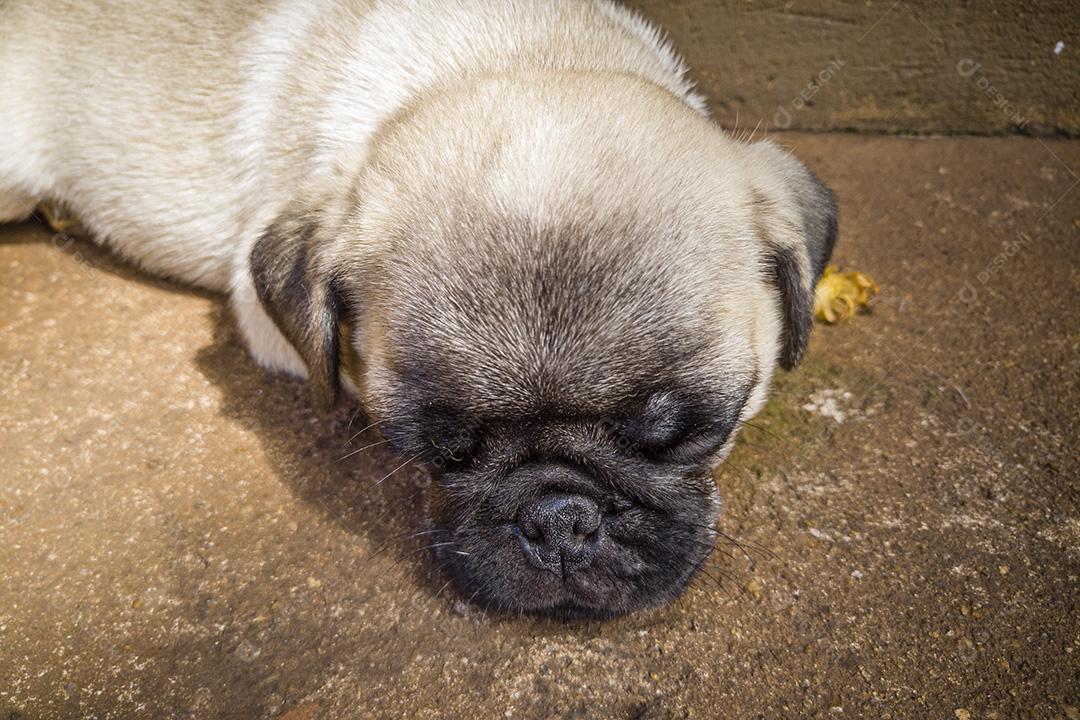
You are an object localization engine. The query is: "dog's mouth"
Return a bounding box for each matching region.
[431,531,715,618]
[427,481,720,617]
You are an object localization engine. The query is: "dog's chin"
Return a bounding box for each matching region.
[431,516,717,619]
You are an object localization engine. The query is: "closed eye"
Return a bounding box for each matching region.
[616,416,732,463]
[615,388,749,463]
[661,421,735,463]
[621,416,683,451]
[663,386,754,462]
[617,390,684,452]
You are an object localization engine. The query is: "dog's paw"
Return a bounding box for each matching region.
[36,200,86,235]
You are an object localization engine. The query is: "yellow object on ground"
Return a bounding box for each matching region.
[813,265,879,323]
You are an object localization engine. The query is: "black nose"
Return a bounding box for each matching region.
[515,493,602,575]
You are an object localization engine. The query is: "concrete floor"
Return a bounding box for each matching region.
[1,134,1077,719]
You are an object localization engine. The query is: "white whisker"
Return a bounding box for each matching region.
[374,449,430,485]
[336,437,391,463]
[344,414,409,445]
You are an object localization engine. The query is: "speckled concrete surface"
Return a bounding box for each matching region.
[624,1,1080,136]
[1,134,1078,719]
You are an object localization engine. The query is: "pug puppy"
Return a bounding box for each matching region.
[0,0,835,617]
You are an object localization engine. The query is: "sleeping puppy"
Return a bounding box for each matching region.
[0,0,835,617]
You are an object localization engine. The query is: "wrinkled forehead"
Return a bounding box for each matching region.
[386,316,706,420]
[370,214,739,417]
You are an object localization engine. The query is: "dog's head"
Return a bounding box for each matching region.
[251,79,835,617]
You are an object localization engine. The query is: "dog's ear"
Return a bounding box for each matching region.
[250,209,344,407]
[747,141,838,370]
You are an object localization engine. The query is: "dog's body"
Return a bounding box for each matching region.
[1,0,836,616]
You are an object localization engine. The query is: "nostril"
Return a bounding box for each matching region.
[519,518,542,541]
[572,513,600,539]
